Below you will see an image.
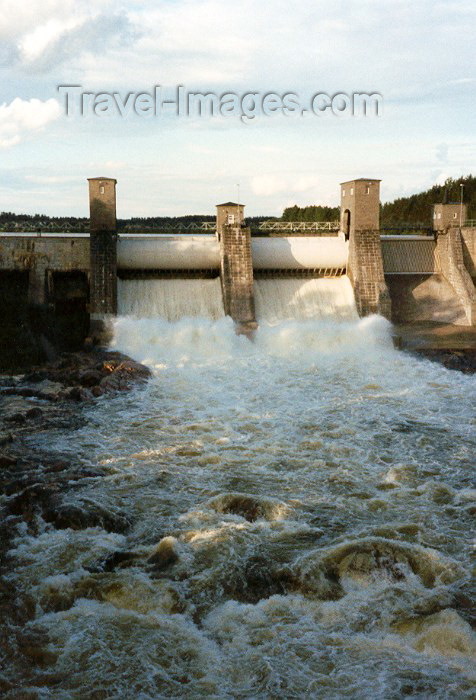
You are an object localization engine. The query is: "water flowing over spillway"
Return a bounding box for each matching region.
[118,278,225,321]
[254,277,358,323]
[3,283,475,698]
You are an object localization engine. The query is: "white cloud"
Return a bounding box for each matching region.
[0,98,61,148]
[250,175,288,197]
[19,17,83,63]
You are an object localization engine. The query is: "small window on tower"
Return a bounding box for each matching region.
[342,189,346,196]
[365,186,370,194]
[453,212,458,219]
[437,213,442,219]
[100,186,105,195]
[350,187,354,195]
[227,214,235,224]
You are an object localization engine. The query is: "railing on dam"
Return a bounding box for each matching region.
[381,235,439,274]
[258,221,340,233]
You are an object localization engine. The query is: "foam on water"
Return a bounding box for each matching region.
[3,282,475,698]
[254,276,358,323]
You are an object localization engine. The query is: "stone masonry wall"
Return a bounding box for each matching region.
[219,224,256,325]
[461,227,476,278]
[88,178,118,328]
[436,228,476,325]
[348,229,391,318]
[89,232,117,315]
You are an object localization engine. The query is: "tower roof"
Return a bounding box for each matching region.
[340,178,381,185]
[216,201,244,207]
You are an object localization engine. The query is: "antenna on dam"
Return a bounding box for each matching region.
[87,176,118,345]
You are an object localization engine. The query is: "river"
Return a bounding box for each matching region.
[3,278,475,698]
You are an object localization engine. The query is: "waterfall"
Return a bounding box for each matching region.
[118,275,357,324]
[254,276,358,323]
[117,278,225,321]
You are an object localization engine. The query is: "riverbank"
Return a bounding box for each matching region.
[0,348,152,691]
[393,322,476,374]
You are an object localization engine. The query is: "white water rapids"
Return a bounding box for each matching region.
[4,278,475,698]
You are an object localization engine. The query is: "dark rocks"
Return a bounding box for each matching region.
[12,349,151,400]
[66,386,93,402]
[26,407,43,420]
[0,349,151,444]
[0,432,14,446]
[46,500,131,533]
[0,453,17,468]
[99,359,151,392]
[7,483,131,534]
[4,412,26,425]
[148,537,180,570]
[79,369,103,387]
[414,349,476,374]
[88,550,139,573]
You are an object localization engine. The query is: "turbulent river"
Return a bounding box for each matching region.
[3,278,476,699]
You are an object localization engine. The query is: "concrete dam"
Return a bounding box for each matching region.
[116,234,354,323]
[0,175,475,361]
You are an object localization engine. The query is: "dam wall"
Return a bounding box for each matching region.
[1,175,476,365]
[461,227,476,279]
[0,234,89,306]
[436,228,476,325]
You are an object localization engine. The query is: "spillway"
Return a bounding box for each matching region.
[117,278,225,321]
[254,276,358,323]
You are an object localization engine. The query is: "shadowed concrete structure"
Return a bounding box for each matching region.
[88,177,117,344]
[216,203,256,332]
[1,176,475,357]
[433,202,467,232]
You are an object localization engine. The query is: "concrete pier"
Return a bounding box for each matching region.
[341,179,391,318]
[216,203,257,331]
[88,177,118,345]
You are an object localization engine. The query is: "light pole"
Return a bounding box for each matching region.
[460,183,464,229]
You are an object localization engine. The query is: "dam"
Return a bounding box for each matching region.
[1,178,475,698]
[1,176,475,360]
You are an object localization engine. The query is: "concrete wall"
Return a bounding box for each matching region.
[0,236,89,306]
[436,228,476,325]
[461,227,476,279]
[219,225,256,328]
[386,274,468,325]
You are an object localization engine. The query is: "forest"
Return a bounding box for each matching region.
[1,176,474,231]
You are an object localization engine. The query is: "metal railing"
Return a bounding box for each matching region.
[463,220,476,228]
[258,221,340,232]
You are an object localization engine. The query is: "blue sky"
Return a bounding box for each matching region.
[1,0,475,217]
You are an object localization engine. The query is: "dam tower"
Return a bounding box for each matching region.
[88,177,118,344]
[340,178,391,318]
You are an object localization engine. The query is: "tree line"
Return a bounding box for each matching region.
[281,175,475,225]
[1,176,474,230]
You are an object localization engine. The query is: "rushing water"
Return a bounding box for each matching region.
[3,279,476,699]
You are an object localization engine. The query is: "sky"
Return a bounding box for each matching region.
[1,0,475,218]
